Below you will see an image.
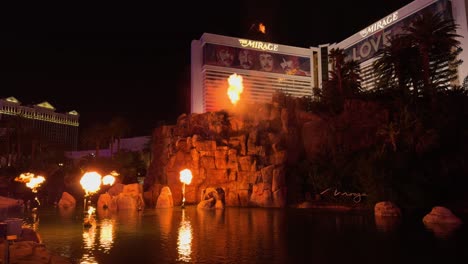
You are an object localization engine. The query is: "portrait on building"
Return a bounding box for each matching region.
[203,43,311,77]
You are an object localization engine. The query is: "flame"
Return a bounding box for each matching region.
[227,73,244,106]
[102,175,116,186]
[259,23,266,34]
[179,169,193,185]
[87,206,96,217]
[80,172,102,196]
[15,172,46,193]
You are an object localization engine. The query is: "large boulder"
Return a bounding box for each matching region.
[198,187,225,209]
[374,201,401,217]
[7,241,72,264]
[156,186,174,208]
[20,227,42,243]
[57,192,76,209]
[423,206,462,225]
[0,196,24,211]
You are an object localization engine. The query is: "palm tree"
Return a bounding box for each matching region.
[2,114,29,167]
[373,10,462,104]
[108,116,130,157]
[373,35,420,100]
[402,11,461,97]
[81,123,108,157]
[321,48,362,113]
[328,48,345,96]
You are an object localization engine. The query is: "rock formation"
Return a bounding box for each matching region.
[145,96,318,208]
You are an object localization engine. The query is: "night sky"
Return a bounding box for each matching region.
[0,0,413,137]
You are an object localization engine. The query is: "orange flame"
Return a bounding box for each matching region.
[227,73,244,106]
[15,172,46,193]
[259,23,266,34]
[102,175,116,186]
[87,206,96,219]
[179,169,193,185]
[80,171,102,196]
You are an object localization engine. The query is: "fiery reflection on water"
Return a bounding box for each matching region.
[99,218,115,253]
[80,215,115,263]
[82,225,97,264]
[177,210,193,262]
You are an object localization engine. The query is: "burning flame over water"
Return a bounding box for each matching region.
[80,172,102,196]
[180,169,193,185]
[87,206,96,218]
[180,169,193,205]
[15,172,45,193]
[102,174,116,186]
[227,73,244,106]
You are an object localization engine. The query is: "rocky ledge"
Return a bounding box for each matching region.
[0,239,71,264]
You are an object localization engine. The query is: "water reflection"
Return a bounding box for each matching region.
[99,218,115,253]
[82,225,97,264]
[158,208,173,240]
[177,209,193,262]
[22,211,40,231]
[374,215,401,232]
[58,206,75,219]
[13,206,468,264]
[79,209,116,263]
[424,221,462,239]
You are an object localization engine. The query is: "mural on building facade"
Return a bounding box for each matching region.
[203,43,311,77]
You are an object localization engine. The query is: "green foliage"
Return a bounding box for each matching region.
[317,48,362,115]
[372,10,462,101]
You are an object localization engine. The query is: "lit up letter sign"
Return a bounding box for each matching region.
[238,39,279,51]
[359,12,398,38]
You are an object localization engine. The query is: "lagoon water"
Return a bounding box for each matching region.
[13,206,468,264]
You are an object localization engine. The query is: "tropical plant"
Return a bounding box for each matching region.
[108,116,130,158]
[81,123,109,157]
[403,11,461,95]
[320,48,362,114]
[373,11,462,101]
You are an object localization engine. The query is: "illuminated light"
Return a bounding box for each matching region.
[80,172,102,196]
[227,73,244,106]
[238,39,279,51]
[36,101,56,110]
[5,96,20,103]
[359,12,398,38]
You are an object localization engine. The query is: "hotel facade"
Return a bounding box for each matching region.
[0,97,79,153]
[191,0,468,113]
[191,33,322,113]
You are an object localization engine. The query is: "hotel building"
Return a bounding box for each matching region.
[191,0,468,113]
[191,33,323,113]
[328,0,468,90]
[0,96,79,151]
